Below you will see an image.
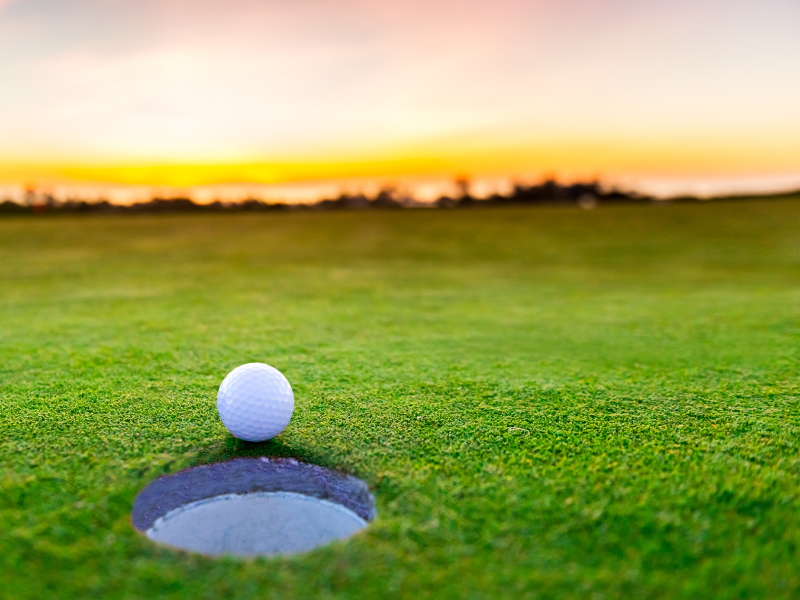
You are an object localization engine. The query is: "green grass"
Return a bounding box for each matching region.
[2,200,800,599]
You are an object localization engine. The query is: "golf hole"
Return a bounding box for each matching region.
[131,457,376,557]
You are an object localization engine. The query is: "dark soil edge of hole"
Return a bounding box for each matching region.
[131,457,377,531]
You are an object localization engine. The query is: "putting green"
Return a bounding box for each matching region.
[2,199,800,598]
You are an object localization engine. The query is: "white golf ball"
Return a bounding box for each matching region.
[216,363,294,442]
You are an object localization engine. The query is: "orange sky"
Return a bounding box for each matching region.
[1,0,799,200]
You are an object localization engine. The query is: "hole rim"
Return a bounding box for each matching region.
[131,457,377,534]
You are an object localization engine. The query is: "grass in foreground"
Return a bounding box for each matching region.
[1,200,800,599]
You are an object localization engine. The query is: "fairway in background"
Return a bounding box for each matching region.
[1,201,800,599]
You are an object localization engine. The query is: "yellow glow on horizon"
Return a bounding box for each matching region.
[1,135,798,190]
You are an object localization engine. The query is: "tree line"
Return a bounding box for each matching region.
[1,179,797,215]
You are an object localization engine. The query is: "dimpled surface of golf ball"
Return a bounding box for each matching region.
[217,363,294,442]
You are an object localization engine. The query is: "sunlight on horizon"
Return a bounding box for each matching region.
[1,0,799,199]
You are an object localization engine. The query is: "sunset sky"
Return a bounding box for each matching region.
[1,0,799,201]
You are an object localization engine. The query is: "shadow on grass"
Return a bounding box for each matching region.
[192,435,357,478]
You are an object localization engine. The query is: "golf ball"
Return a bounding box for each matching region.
[217,363,294,442]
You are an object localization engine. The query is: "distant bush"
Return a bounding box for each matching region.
[0,200,28,214]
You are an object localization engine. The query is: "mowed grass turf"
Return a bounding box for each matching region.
[2,199,800,599]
